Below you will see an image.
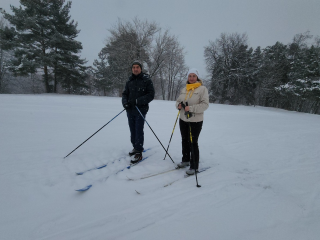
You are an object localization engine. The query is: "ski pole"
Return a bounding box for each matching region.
[186,102,201,188]
[135,106,176,164]
[163,110,180,160]
[64,109,125,159]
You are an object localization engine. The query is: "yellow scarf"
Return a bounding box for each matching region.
[185,82,202,100]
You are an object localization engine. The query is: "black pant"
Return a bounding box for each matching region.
[179,119,203,169]
[127,110,146,152]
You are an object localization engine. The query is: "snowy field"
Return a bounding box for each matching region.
[0,94,320,240]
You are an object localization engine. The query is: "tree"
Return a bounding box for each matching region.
[204,32,251,104]
[94,18,159,96]
[49,0,88,93]
[149,30,187,100]
[162,39,186,101]
[275,32,320,113]
[92,51,113,96]
[259,42,290,108]
[0,16,12,93]
[251,46,264,105]
[93,18,187,99]
[0,0,87,93]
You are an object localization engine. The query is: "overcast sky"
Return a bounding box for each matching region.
[1,0,320,78]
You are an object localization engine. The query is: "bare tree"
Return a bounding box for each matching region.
[148,30,187,100]
[94,18,187,100]
[96,17,160,96]
[292,31,313,49]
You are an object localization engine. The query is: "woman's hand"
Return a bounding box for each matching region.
[178,103,182,110]
[185,106,190,112]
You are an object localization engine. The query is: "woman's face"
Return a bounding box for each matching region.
[188,73,198,84]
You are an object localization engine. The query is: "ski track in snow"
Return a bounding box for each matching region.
[0,94,320,240]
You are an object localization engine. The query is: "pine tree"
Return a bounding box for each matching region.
[0,16,12,93]
[93,51,113,96]
[204,32,249,104]
[260,42,290,108]
[49,0,87,93]
[251,46,264,105]
[0,0,87,93]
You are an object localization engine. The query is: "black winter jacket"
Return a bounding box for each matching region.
[122,72,155,114]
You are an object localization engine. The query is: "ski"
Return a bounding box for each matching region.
[75,184,92,192]
[127,166,180,181]
[134,167,211,193]
[75,152,154,192]
[75,148,152,175]
[183,166,211,178]
[75,159,122,175]
[115,154,153,174]
[164,166,211,187]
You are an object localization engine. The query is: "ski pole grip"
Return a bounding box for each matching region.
[180,101,186,109]
[185,102,190,118]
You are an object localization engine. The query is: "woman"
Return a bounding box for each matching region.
[175,68,209,175]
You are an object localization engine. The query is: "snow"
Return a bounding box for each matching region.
[1,94,320,240]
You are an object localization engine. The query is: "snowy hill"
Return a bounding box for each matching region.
[1,94,319,240]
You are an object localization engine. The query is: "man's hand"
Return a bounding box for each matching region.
[124,102,131,110]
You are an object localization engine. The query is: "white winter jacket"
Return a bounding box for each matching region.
[175,80,209,122]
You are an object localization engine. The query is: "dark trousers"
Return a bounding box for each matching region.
[179,119,203,169]
[127,110,146,152]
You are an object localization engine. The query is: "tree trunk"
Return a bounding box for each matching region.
[44,65,50,93]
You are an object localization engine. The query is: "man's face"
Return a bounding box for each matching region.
[132,65,142,75]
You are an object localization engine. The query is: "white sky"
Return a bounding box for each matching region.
[1,0,320,78]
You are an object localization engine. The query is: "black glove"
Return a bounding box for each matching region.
[124,102,131,110]
[180,101,186,110]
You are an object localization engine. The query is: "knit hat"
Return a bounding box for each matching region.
[187,68,200,79]
[132,60,142,70]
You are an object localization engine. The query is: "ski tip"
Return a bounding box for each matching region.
[75,185,92,192]
[75,172,83,175]
[126,176,134,181]
[97,164,107,169]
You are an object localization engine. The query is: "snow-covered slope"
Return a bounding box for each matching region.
[1,94,319,240]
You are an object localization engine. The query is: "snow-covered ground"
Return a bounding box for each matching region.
[1,94,319,240]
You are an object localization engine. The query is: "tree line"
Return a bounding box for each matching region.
[1,0,319,114]
[205,32,320,114]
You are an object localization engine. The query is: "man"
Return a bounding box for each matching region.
[122,60,155,164]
